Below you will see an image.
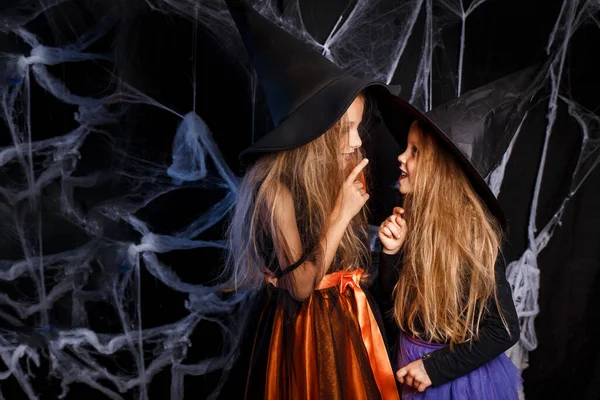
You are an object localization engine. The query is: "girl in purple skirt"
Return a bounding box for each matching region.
[377,120,522,399]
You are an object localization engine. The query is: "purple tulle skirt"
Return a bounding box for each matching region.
[395,333,522,399]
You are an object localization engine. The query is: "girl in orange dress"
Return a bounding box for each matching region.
[225,96,397,399]
[218,1,403,398]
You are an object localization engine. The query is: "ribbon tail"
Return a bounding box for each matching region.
[352,283,400,400]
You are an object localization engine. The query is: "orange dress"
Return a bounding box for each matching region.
[224,269,400,400]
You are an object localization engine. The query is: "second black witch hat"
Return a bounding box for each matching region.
[372,62,549,229]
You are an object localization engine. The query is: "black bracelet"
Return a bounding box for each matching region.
[274,253,308,279]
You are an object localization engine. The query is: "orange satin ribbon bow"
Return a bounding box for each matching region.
[317,270,400,400]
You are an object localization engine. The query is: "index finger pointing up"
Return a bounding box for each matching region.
[346,158,369,183]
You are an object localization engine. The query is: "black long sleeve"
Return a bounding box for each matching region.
[375,250,403,351]
[377,250,403,308]
[378,252,520,387]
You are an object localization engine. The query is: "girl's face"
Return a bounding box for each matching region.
[397,122,422,195]
[339,96,365,167]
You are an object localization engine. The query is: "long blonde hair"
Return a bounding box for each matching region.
[223,110,370,290]
[393,121,506,345]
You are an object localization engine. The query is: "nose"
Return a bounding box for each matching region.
[348,129,362,149]
[398,152,406,164]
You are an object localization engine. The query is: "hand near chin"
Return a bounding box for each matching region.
[334,159,370,223]
[378,207,408,254]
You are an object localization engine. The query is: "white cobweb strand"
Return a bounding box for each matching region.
[486,113,527,198]
[438,0,490,96]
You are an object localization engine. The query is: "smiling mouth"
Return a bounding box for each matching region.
[399,169,408,179]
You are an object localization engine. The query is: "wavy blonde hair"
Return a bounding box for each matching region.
[223,106,370,291]
[393,121,506,345]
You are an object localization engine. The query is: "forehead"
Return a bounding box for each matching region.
[407,123,422,143]
[347,96,365,120]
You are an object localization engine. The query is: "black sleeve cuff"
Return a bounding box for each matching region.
[380,250,402,265]
[421,348,448,388]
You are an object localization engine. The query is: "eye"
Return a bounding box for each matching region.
[411,145,418,155]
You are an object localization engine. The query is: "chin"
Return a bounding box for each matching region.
[398,184,411,195]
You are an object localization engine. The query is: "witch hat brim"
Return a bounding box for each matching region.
[374,62,550,230]
[242,76,388,160]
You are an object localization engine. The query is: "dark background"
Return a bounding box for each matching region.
[0,0,599,399]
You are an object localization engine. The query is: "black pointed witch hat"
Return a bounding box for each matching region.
[224,0,390,161]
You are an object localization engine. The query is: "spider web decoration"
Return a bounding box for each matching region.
[0,0,599,398]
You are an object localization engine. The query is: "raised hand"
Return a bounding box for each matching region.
[334,158,370,223]
[378,207,408,254]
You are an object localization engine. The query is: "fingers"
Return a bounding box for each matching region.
[381,226,394,238]
[381,220,402,238]
[396,216,407,235]
[353,182,365,191]
[380,214,405,237]
[354,182,368,194]
[387,208,407,238]
[391,208,407,234]
[386,215,401,226]
[395,368,407,384]
[396,363,431,391]
[352,181,369,200]
[346,158,369,183]
[404,373,414,388]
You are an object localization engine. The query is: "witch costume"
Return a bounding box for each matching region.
[373,66,545,399]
